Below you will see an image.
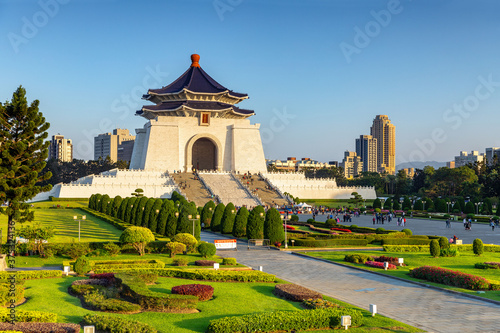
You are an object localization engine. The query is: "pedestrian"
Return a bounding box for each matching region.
[491,221,495,231]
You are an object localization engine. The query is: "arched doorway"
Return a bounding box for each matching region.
[192,138,216,171]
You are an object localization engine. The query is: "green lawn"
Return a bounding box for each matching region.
[0,208,121,243]
[300,199,374,208]
[303,250,500,302]
[18,276,422,333]
[30,200,89,208]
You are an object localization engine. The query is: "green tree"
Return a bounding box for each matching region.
[100,194,110,214]
[436,199,447,213]
[157,200,175,237]
[383,198,392,210]
[198,242,216,258]
[482,198,493,215]
[452,201,462,213]
[392,197,400,210]
[201,201,216,229]
[142,198,156,228]
[439,236,450,250]
[93,194,103,212]
[402,196,412,210]
[172,233,198,252]
[413,199,423,211]
[124,197,137,223]
[117,197,130,221]
[247,206,265,239]
[131,188,144,197]
[0,86,52,242]
[264,207,285,244]
[233,206,249,237]
[88,194,96,210]
[176,202,197,235]
[430,239,440,258]
[133,196,149,226]
[147,198,163,233]
[165,209,178,238]
[119,226,155,256]
[464,201,475,214]
[110,196,122,217]
[221,203,236,234]
[473,238,483,256]
[211,203,225,232]
[372,198,381,209]
[348,192,364,208]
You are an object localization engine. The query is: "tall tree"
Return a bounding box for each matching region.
[247,206,265,239]
[0,86,52,242]
[220,203,236,234]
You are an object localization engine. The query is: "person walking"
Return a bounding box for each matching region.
[491,220,495,231]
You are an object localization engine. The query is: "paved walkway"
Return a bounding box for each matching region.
[202,231,500,333]
[297,213,500,245]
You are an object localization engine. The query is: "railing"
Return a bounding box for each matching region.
[196,172,221,204]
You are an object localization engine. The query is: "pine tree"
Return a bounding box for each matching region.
[464,201,475,214]
[88,194,96,209]
[110,196,122,218]
[264,207,284,244]
[0,86,52,242]
[125,197,137,223]
[210,203,225,232]
[233,206,249,237]
[372,198,381,209]
[201,201,216,229]
[117,197,130,221]
[133,196,149,226]
[220,203,236,234]
[93,194,103,212]
[402,196,412,210]
[147,198,163,233]
[142,198,156,228]
[383,198,392,210]
[247,206,265,239]
[100,194,110,214]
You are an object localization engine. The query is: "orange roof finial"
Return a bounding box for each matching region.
[191,54,200,67]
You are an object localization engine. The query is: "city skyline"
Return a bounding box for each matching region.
[2,0,500,165]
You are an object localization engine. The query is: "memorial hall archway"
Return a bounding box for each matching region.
[185,134,222,172]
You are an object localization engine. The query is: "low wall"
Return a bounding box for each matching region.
[278,186,376,200]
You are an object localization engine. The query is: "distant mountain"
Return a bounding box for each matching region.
[396,161,447,171]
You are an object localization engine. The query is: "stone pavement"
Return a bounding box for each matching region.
[297,213,500,245]
[202,231,500,333]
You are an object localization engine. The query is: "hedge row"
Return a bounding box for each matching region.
[206,308,363,333]
[83,290,142,313]
[117,273,198,311]
[382,238,432,246]
[383,244,500,253]
[99,269,276,283]
[171,284,214,301]
[0,323,80,333]
[64,259,165,272]
[0,285,24,307]
[0,310,56,323]
[292,238,368,247]
[456,244,500,252]
[83,314,157,333]
[410,266,491,290]
[0,271,61,280]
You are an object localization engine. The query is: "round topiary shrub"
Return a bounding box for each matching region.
[307,219,315,223]
[165,242,186,258]
[290,215,299,222]
[439,236,450,250]
[172,233,198,252]
[74,256,91,276]
[430,239,440,258]
[401,229,412,236]
[375,227,385,234]
[473,238,484,256]
[198,242,216,258]
[222,257,237,265]
[325,219,337,228]
[173,258,188,266]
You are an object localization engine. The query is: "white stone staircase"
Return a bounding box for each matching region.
[198,172,261,208]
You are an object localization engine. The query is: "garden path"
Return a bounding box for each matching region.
[201,231,500,333]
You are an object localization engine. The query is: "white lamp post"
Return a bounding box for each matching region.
[188,214,200,237]
[73,215,86,242]
[281,214,290,249]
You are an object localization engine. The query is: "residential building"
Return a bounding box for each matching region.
[49,135,73,162]
[370,115,396,174]
[400,168,415,178]
[340,151,363,179]
[94,129,135,163]
[485,147,500,164]
[268,157,334,172]
[446,161,455,168]
[454,151,485,167]
[355,134,377,173]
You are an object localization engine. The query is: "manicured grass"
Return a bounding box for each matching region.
[0,207,122,243]
[18,276,422,333]
[303,250,500,302]
[31,200,89,208]
[300,199,374,208]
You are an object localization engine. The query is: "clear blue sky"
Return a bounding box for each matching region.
[1,0,500,166]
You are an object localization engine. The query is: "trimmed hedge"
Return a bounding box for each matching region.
[65,259,165,273]
[222,258,237,265]
[292,239,368,247]
[83,291,141,313]
[273,284,322,301]
[195,260,217,266]
[382,238,431,246]
[0,285,24,306]
[0,271,61,280]
[344,254,373,264]
[0,323,80,333]
[206,308,363,333]
[410,266,491,290]
[456,244,500,253]
[103,269,276,283]
[474,262,500,269]
[117,273,198,311]
[0,309,56,323]
[83,314,157,333]
[383,245,430,252]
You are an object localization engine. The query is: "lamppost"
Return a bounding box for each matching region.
[475,202,483,215]
[73,215,86,242]
[188,214,200,237]
[422,200,426,211]
[446,201,455,214]
[281,214,290,249]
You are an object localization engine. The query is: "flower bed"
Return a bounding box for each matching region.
[284,225,296,230]
[195,260,217,266]
[273,284,322,301]
[330,228,351,233]
[171,284,214,301]
[372,256,400,265]
[409,266,491,290]
[364,261,397,270]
